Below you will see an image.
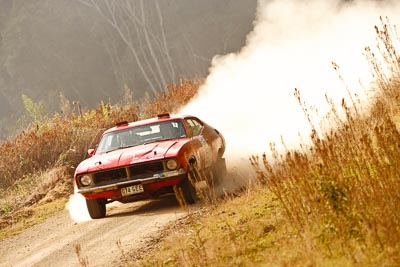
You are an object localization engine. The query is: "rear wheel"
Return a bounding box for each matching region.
[212,157,227,185]
[86,198,106,219]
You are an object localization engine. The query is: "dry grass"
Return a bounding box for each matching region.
[0,197,68,240]
[141,79,203,117]
[133,186,371,267]
[132,186,284,267]
[74,243,89,267]
[0,166,71,240]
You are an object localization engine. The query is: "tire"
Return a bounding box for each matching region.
[86,198,106,219]
[176,175,197,205]
[212,157,227,184]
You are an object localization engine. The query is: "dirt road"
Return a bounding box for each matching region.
[0,165,251,267]
[0,195,189,267]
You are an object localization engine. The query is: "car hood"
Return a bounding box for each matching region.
[75,139,187,174]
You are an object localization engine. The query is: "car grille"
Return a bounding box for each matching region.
[93,168,128,184]
[92,161,165,185]
[129,162,164,179]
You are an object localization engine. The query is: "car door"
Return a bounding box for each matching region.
[185,118,213,169]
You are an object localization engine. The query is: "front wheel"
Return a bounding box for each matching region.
[175,174,197,205]
[86,198,106,219]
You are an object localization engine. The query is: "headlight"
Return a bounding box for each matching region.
[80,175,92,186]
[166,159,178,170]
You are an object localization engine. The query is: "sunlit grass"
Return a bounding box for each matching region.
[133,186,388,266]
[0,197,68,240]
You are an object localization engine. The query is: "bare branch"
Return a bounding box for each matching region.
[139,0,168,90]
[75,0,158,94]
[155,1,176,83]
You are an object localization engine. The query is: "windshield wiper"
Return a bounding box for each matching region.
[104,145,135,153]
[119,145,135,149]
[143,139,163,145]
[105,148,120,153]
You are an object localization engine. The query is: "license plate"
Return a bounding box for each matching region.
[121,184,144,196]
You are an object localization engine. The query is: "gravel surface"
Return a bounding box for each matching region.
[0,171,250,267]
[0,196,188,267]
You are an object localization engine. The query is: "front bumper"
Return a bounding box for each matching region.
[77,168,186,198]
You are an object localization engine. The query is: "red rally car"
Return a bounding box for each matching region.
[74,113,226,219]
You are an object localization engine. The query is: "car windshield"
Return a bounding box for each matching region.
[95,120,187,154]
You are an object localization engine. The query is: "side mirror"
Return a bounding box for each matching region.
[88,148,95,156]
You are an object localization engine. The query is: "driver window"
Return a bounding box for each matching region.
[185,119,203,136]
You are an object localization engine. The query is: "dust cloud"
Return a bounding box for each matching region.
[65,186,92,223]
[178,0,400,164]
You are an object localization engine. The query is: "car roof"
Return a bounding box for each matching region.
[103,114,194,134]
